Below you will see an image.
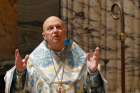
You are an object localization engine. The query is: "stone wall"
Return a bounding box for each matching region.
[0,0,60,74]
[61,0,140,93]
[16,0,60,55]
[0,0,17,60]
[0,0,60,65]
[0,0,60,92]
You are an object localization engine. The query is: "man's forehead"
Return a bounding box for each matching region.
[43,16,65,30]
[46,20,62,26]
[45,16,63,25]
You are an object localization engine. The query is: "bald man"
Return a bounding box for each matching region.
[4,16,106,93]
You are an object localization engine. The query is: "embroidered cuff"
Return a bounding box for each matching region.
[87,67,98,75]
[16,70,25,76]
[15,69,26,90]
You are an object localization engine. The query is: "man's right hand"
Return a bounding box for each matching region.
[15,49,29,73]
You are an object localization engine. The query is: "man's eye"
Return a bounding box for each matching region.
[47,26,53,30]
[56,25,61,29]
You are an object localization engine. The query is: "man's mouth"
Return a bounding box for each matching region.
[53,35,60,40]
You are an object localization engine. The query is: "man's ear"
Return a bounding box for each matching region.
[42,32,47,40]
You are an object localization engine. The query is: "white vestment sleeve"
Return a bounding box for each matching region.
[4,66,16,93]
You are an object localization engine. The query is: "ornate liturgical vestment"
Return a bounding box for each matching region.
[4,40,105,93]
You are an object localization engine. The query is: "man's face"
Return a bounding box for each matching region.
[42,17,66,46]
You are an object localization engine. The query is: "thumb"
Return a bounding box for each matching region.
[23,55,29,65]
[94,47,100,56]
[15,49,22,64]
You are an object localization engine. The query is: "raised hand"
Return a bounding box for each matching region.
[86,47,100,72]
[15,49,29,73]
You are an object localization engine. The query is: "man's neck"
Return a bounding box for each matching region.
[48,44,65,52]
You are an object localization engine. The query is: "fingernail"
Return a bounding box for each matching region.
[22,59,25,62]
[25,55,29,58]
[96,47,99,49]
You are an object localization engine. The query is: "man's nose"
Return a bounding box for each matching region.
[52,26,57,32]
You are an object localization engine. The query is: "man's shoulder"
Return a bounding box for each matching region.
[31,40,48,55]
[71,41,86,54]
[29,41,50,63]
[28,41,50,65]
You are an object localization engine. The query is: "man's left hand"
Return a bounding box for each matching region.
[86,47,100,72]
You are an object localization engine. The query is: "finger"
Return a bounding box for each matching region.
[95,47,100,53]
[93,47,100,63]
[86,53,93,61]
[24,55,29,65]
[23,62,27,69]
[94,47,100,56]
[15,49,22,63]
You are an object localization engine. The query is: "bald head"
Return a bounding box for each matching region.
[43,16,65,32]
[42,16,67,51]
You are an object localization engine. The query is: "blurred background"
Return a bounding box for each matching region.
[0,0,140,93]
